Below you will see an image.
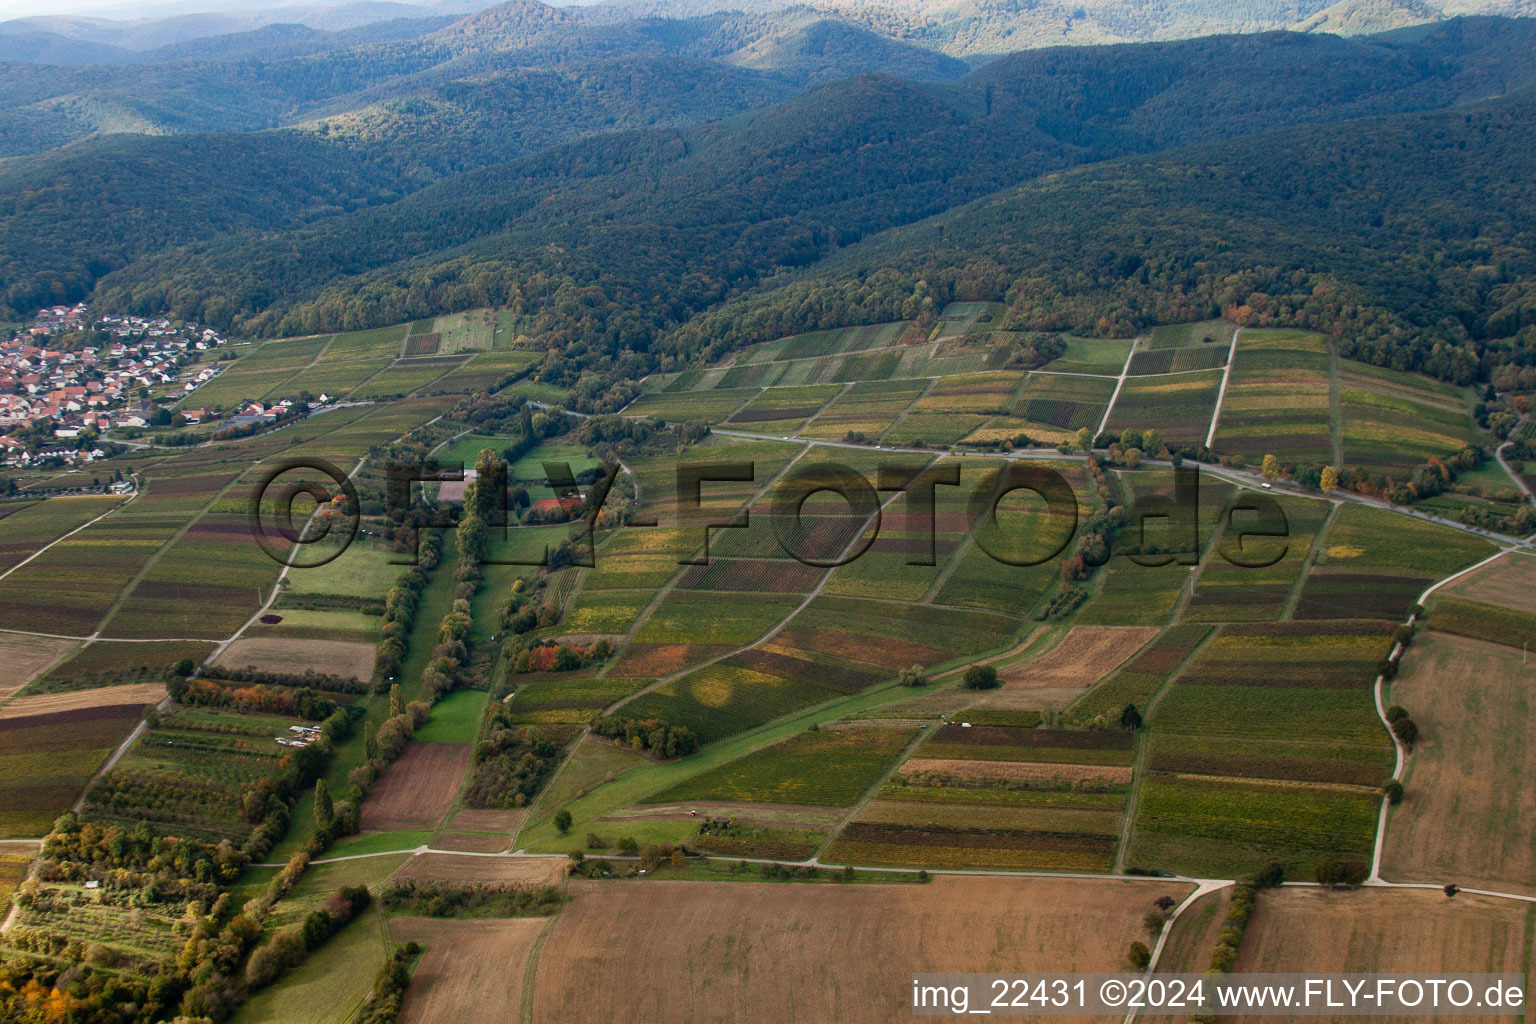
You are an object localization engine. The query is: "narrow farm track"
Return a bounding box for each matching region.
[1367,547,1515,881]
[1203,327,1242,449]
[706,429,1536,554]
[1123,878,1235,1024]
[1095,335,1141,439]
[1496,414,1535,504]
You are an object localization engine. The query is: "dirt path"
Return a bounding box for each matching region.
[1096,335,1141,439]
[1495,413,1534,503]
[1203,327,1242,450]
[1366,547,1517,881]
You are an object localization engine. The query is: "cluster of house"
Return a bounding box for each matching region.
[276,724,322,748]
[0,307,233,467]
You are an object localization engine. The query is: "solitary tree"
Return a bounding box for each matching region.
[1382,779,1405,804]
[1120,704,1144,731]
[962,664,999,690]
[554,808,573,835]
[1261,453,1280,482]
[1074,427,1093,452]
[898,665,927,687]
[1320,465,1338,492]
[1127,941,1152,969]
[313,780,333,829]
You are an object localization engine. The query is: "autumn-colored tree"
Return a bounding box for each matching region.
[1073,427,1093,452]
[389,683,404,718]
[1260,454,1280,482]
[1320,465,1338,492]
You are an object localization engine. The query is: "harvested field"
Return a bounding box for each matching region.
[391,852,568,887]
[0,634,77,701]
[996,627,1157,690]
[445,808,525,833]
[1440,551,1536,613]
[1381,632,1536,895]
[360,743,471,831]
[392,917,547,1024]
[900,758,1133,788]
[0,682,164,720]
[431,832,510,853]
[1234,886,1533,1023]
[214,636,375,681]
[533,877,1192,1023]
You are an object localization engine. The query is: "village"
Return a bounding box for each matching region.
[0,304,251,469]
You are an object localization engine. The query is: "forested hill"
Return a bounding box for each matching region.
[669,88,1536,385]
[0,56,799,319]
[0,2,969,156]
[73,20,1536,363]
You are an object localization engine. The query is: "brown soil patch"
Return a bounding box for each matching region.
[445,808,525,833]
[997,626,1157,690]
[391,853,568,887]
[776,626,946,670]
[533,876,1191,1023]
[391,916,546,1024]
[431,832,509,853]
[0,634,77,702]
[215,636,374,681]
[1235,887,1531,1022]
[360,743,471,831]
[901,757,1133,787]
[0,682,164,721]
[1381,632,1536,895]
[612,643,730,677]
[1443,551,1536,614]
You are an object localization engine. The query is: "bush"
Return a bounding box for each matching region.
[1127,941,1151,969]
[1252,861,1286,888]
[1315,859,1369,887]
[962,664,999,690]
